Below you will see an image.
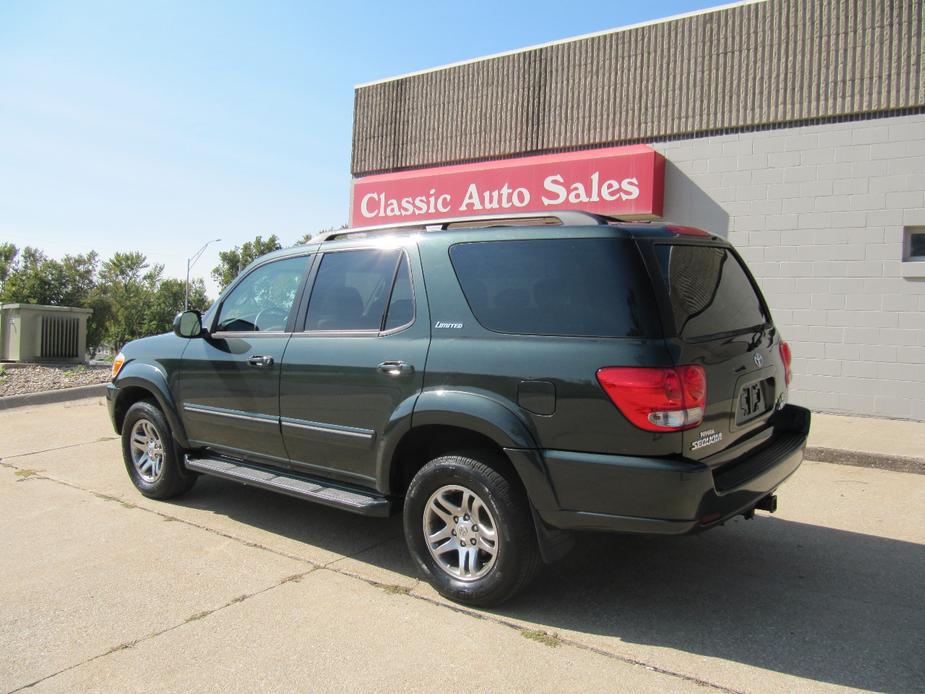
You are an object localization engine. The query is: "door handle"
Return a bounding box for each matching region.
[378,360,414,376]
[248,355,274,368]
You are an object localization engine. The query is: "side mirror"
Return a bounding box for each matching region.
[174,310,203,338]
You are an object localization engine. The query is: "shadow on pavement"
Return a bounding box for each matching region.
[173,476,925,693]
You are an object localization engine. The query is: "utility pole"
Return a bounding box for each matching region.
[185,239,221,310]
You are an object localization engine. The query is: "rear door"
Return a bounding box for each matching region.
[279,243,429,488]
[648,242,787,462]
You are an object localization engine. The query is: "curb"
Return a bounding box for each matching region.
[805,446,924,476]
[0,383,108,410]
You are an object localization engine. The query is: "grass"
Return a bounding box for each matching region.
[380,583,412,596]
[521,629,563,648]
[185,610,211,623]
[105,640,138,654]
[63,364,87,376]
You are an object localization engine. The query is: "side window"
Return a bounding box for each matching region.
[215,255,309,333]
[449,239,660,338]
[306,249,407,332]
[384,255,414,330]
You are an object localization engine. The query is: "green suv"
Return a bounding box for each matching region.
[107,211,809,606]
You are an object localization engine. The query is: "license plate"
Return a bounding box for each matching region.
[738,381,769,422]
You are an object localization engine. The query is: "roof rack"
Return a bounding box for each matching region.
[321,211,616,241]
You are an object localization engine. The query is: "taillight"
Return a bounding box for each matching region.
[596,365,706,432]
[779,341,792,386]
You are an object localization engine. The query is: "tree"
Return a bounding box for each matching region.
[94,253,212,349]
[83,291,114,358]
[143,277,209,336]
[0,247,52,304]
[0,246,111,355]
[0,246,99,307]
[211,235,282,292]
[58,251,99,306]
[99,251,151,285]
[96,252,163,349]
[0,243,17,286]
[0,244,213,356]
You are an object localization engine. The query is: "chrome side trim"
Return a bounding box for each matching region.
[183,404,278,425]
[281,417,375,440]
[208,331,290,338]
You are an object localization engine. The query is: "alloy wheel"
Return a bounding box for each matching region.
[129,419,165,483]
[423,484,499,581]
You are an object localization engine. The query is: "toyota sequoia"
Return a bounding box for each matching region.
[107,211,810,606]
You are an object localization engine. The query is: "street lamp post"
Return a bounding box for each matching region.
[185,238,221,310]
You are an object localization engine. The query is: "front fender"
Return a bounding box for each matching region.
[113,361,189,447]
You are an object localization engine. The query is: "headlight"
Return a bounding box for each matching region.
[111,352,126,380]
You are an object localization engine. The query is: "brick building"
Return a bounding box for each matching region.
[349,0,925,421]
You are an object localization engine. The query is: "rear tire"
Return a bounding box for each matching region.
[403,453,540,607]
[121,400,197,500]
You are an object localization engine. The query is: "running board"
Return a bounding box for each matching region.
[184,455,392,517]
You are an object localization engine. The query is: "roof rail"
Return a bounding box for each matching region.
[320,210,615,241]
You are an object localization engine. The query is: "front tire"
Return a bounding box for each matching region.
[403,453,540,607]
[121,400,196,499]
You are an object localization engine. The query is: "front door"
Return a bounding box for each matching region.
[279,244,429,488]
[177,253,312,467]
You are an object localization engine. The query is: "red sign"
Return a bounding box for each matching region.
[350,145,665,227]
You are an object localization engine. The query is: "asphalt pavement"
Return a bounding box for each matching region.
[1,397,923,693]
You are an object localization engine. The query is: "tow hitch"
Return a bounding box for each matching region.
[744,494,778,520]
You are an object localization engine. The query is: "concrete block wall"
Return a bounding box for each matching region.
[652,113,925,421]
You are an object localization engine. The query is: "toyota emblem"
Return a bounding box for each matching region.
[754,352,763,368]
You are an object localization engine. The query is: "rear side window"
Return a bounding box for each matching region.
[305,249,411,332]
[655,244,769,340]
[449,238,660,338]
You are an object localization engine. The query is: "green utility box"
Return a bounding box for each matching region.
[0,304,93,364]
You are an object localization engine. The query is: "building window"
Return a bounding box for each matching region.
[909,228,925,259]
[902,227,925,279]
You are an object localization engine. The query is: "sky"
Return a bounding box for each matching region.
[0,0,721,297]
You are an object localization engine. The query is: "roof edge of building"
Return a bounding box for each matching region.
[353,0,766,90]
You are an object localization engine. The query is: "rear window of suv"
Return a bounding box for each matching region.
[655,244,769,340]
[449,238,660,338]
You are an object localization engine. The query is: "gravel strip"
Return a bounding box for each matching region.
[0,364,111,397]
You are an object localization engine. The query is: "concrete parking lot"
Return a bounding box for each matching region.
[1,397,923,693]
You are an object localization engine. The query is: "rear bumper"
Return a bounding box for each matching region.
[507,404,810,535]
